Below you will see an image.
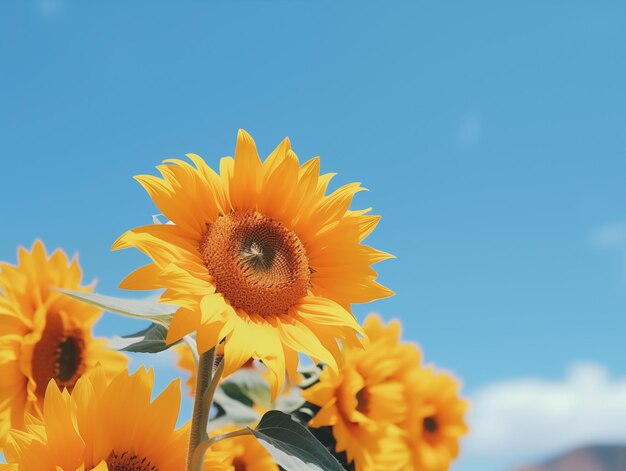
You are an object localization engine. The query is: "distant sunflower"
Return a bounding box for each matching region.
[303,315,417,471]
[211,425,278,471]
[0,367,228,471]
[115,130,393,396]
[403,368,468,471]
[0,241,127,444]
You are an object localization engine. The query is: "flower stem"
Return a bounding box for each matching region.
[186,347,215,471]
[191,428,253,468]
[202,357,225,412]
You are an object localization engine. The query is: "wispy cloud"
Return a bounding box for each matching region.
[590,222,626,248]
[457,115,482,147]
[465,363,626,462]
[590,222,626,281]
[36,0,65,19]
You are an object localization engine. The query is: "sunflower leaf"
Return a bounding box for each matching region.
[249,410,344,471]
[210,389,261,430]
[217,367,304,413]
[109,323,178,353]
[58,289,176,327]
[273,387,305,414]
[219,368,271,409]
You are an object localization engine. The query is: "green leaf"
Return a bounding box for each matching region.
[209,389,261,430]
[109,323,178,353]
[273,388,305,415]
[58,289,176,326]
[298,365,323,389]
[217,367,304,413]
[219,368,271,409]
[249,410,344,471]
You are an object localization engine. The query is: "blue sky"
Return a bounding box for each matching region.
[1,1,625,470]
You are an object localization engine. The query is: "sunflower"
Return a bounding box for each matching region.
[403,368,468,471]
[302,314,417,471]
[210,425,278,471]
[0,367,229,471]
[0,241,127,444]
[114,130,393,396]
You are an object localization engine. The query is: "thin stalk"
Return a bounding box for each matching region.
[186,347,215,471]
[202,357,225,411]
[191,428,253,469]
[189,357,226,471]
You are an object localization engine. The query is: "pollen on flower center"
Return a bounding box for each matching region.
[31,311,85,396]
[105,450,158,471]
[200,211,310,318]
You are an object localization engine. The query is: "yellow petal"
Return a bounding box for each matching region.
[166,308,201,344]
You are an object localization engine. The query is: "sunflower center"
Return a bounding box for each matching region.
[57,337,82,381]
[356,387,369,414]
[233,458,247,471]
[200,211,310,318]
[31,311,85,397]
[423,416,438,433]
[105,451,158,471]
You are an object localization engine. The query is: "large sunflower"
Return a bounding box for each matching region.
[114,130,393,396]
[0,367,229,470]
[0,241,127,444]
[402,368,468,471]
[303,315,417,471]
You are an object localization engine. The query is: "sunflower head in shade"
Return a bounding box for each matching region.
[0,241,127,444]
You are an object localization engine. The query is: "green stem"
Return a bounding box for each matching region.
[202,357,225,412]
[191,428,253,468]
[187,352,225,471]
[186,347,215,471]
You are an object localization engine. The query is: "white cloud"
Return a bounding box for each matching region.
[465,363,626,460]
[590,222,626,248]
[458,116,482,146]
[36,0,64,19]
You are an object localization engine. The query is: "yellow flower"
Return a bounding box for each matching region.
[403,368,468,471]
[114,130,393,396]
[303,315,417,471]
[211,426,278,471]
[0,241,127,444]
[0,367,229,471]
